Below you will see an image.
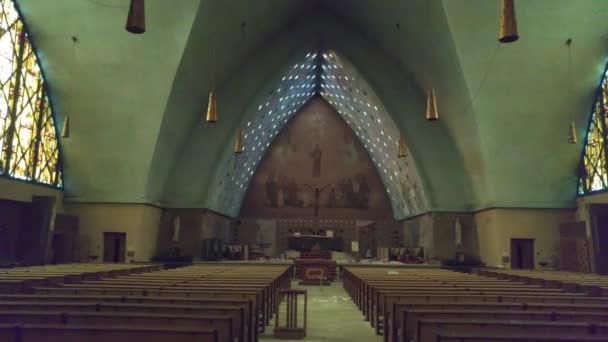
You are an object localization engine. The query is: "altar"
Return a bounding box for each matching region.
[295,259,337,285]
[288,234,343,252]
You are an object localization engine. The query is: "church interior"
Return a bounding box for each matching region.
[1,0,608,341]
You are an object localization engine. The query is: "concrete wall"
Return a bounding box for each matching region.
[400,208,575,268]
[203,211,231,243]
[233,219,277,257]
[66,203,161,262]
[430,212,478,261]
[401,212,478,262]
[473,208,574,269]
[156,209,233,259]
[402,214,433,254]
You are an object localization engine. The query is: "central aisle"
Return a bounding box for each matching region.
[261,281,382,342]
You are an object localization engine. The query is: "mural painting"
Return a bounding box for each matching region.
[240,97,393,220]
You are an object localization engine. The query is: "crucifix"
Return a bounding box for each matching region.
[303,183,331,230]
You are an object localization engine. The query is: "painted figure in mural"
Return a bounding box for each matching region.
[265,171,278,207]
[334,176,371,210]
[277,175,287,208]
[285,178,302,207]
[313,185,331,217]
[342,126,358,165]
[310,143,322,178]
[338,178,354,208]
[351,176,360,194]
[326,187,337,208]
[347,178,358,207]
[358,175,371,209]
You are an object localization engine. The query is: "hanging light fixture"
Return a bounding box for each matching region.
[61,116,70,138]
[425,88,439,121]
[205,90,217,123]
[60,38,77,140]
[498,0,519,43]
[569,122,577,145]
[234,127,244,153]
[566,38,577,145]
[204,32,218,123]
[398,135,408,158]
[126,0,145,34]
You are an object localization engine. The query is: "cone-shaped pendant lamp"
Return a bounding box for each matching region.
[498,0,518,43]
[234,128,243,154]
[205,90,217,123]
[61,116,70,138]
[398,136,408,158]
[569,121,577,144]
[126,0,145,34]
[425,88,439,121]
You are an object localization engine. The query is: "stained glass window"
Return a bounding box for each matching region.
[578,65,608,195]
[0,0,62,187]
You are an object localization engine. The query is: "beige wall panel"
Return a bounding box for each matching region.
[66,203,161,262]
[474,208,573,269]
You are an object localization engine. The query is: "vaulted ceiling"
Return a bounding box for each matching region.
[15,0,608,218]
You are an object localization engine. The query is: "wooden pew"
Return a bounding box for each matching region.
[380,290,602,336]
[400,309,608,342]
[29,264,291,342]
[78,278,277,322]
[478,269,608,297]
[417,319,608,342]
[0,305,241,342]
[436,332,608,342]
[29,289,259,341]
[13,323,219,342]
[39,285,266,334]
[343,266,608,342]
[0,264,290,342]
[0,310,234,342]
[386,294,608,342]
[0,263,163,293]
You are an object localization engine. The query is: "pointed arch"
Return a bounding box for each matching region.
[206,50,318,216]
[0,0,62,187]
[205,49,429,220]
[318,51,428,218]
[578,63,608,195]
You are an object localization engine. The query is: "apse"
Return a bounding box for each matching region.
[206,50,428,220]
[239,97,395,220]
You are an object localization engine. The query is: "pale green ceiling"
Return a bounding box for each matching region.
[15,0,608,216]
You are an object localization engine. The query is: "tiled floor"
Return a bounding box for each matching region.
[260,281,382,342]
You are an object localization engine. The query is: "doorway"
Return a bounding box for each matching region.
[103,232,126,263]
[51,233,69,264]
[591,205,608,274]
[511,238,534,269]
